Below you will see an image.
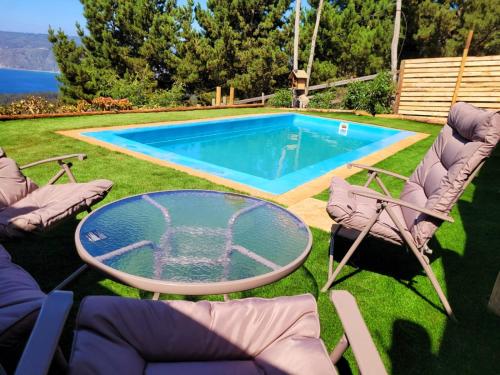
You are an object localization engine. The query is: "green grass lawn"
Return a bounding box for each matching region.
[1,108,499,374]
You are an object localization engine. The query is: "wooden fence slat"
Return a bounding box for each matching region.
[403,57,463,64]
[405,70,500,78]
[457,96,500,101]
[399,109,450,117]
[465,60,500,67]
[404,78,459,83]
[401,91,454,97]
[404,68,460,73]
[403,82,457,87]
[400,97,452,102]
[462,76,500,82]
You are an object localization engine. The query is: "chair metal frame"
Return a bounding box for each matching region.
[14,153,103,290]
[322,162,485,318]
[10,291,387,375]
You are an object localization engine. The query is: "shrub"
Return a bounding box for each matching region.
[146,83,185,108]
[0,96,56,115]
[57,104,78,113]
[343,72,395,115]
[98,70,157,106]
[91,97,132,111]
[308,89,337,109]
[76,100,91,112]
[268,88,292,107]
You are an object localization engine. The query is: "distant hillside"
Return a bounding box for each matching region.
[0,31,74,72]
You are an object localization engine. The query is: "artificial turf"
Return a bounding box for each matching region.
[1,108,498,374]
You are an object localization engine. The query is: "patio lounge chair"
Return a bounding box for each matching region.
[0,244,68,375]
[322,102,500,317]
[10,291,387,375]
[0,148,113,238]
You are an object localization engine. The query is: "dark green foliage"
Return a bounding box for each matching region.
[49,0,192,102]
[402,0,500,59]
[304,0,394,83]
[97,70,157,106]
[146,83,185,108]
[46,0,499,103]
[268,88,293,107]
[308,89,337,109]
[192,0,292,97]
[343,72,394,115]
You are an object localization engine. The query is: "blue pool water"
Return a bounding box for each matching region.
[83,114,414,194]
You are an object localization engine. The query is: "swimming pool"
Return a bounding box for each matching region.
[82,113,414,194]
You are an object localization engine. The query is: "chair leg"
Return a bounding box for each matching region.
[52,264,88,291]
[328,225,341,278]
[413,248,454,318]
[384,206,454,318]
[322,211,381,292]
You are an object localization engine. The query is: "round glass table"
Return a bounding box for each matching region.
[75,190,312,295]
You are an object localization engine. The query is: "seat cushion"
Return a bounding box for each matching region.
[0,179,113,236]
[0,245,45,337]
[327,177,407,245]
[145,361,263,375]
[69,294,336,375]
[0,150,38,210]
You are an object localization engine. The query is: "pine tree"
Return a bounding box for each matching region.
[194,0,293,97]
[49,0,185,102]
[402,0,499,59]
[304,0,395,84]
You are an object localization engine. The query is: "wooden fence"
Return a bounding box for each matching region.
[394,55,500,118]
[235,74,376,104]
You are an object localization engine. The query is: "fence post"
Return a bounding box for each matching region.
[393,60,405,114]
[229,87,235,105]
[215,86,222,106]
[261,93,265,104]
[451,30,474,106]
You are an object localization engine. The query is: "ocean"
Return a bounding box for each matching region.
[0,68,59,94]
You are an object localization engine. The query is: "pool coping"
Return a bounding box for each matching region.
[58,112,429,207]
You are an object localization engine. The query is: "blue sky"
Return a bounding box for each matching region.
[0,0,306,36]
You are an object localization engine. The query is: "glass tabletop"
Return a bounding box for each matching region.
[75,190,312,294]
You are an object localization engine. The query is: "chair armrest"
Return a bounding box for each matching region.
[15,291,73,375]
[20,154,87,170]
[350,190,454,223]
[348,163,409,181]
[330,291,387,375]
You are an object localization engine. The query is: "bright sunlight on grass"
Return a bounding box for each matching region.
[1,108,499,374]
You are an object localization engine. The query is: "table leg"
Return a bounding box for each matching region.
[152,292,160,300]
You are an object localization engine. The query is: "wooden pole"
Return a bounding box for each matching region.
[229,87,235,105]
[215,86,222,106]
[261,92,265,104]
[393,60,405,114]
[391,0,402,82]
[451,30,474,106]
[293,0,301,71]
[305,0,325,95]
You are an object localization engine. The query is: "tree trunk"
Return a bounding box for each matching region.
[305,0,324,95]
[293,0,301,71]
[391,0,402,81]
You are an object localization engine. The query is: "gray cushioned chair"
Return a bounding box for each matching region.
[322,102,500,318]
[0,148,113,239]
[0,244,70,375]
[12,292,387,375]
